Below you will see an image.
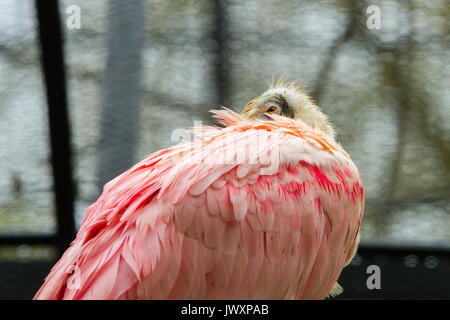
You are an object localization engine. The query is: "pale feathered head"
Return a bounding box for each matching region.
[241,79,335,138]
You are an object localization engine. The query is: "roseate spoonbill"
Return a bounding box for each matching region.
[35,80,364,300]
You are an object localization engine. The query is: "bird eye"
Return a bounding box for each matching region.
[265,105,279,113]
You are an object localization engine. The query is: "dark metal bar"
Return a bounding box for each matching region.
[213,0,229,108]
[0,234,56,246]
[35,0,76,257]
[359,240,450,254]
[338,244,450,299]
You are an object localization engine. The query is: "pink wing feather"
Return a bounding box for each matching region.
[34,110,364,300]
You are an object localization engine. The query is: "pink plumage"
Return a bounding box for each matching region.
[34,109,364,300]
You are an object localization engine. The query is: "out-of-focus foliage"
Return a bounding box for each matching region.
[0,1,55,234]
[0,0,448,262]
[0,245,55,261]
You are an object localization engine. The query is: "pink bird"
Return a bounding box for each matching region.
[34,81,364,300]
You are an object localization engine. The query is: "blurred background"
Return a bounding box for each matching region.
[0,0,448,299]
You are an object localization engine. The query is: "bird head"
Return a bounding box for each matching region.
[241,79,335,138]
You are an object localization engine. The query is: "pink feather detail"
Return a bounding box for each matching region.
[34,109,364,300]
